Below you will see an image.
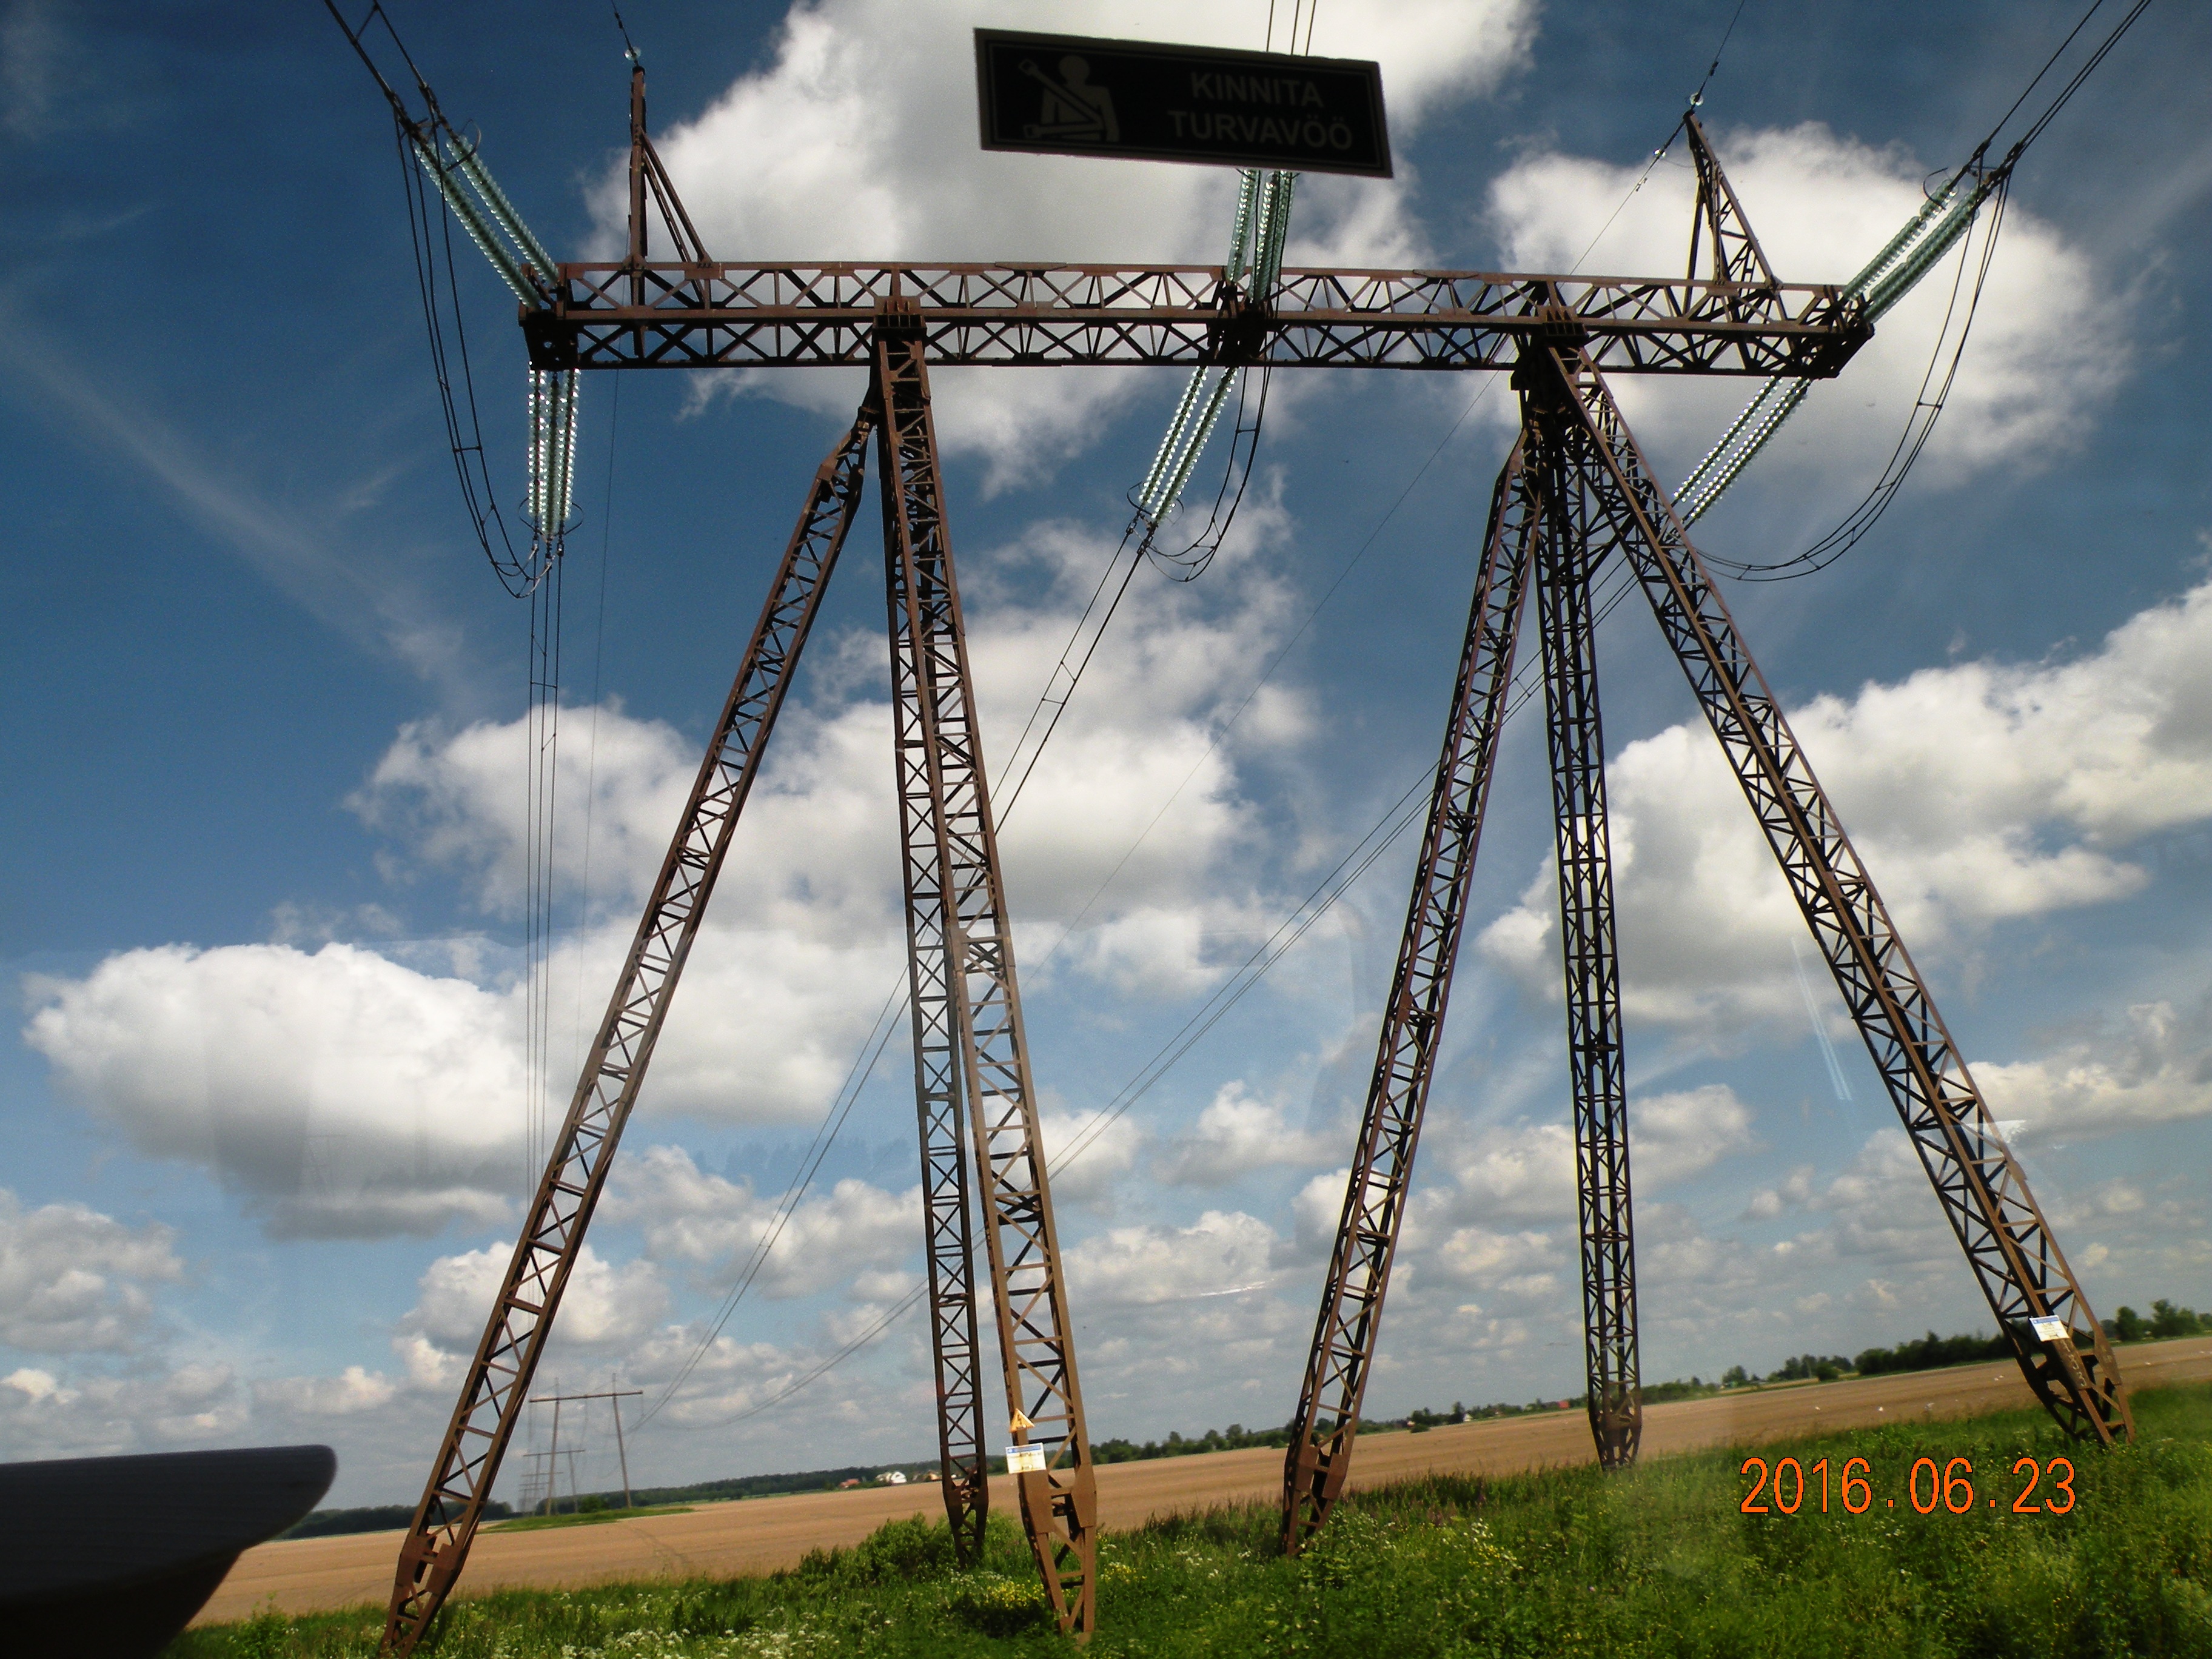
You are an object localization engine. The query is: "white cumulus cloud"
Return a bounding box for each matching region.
[22,945,525,1239]
[1476,565,2212,1031]
[1978,999,2212,1141]
[600,1144,917,1301]
[1437,1085,1759,1222]
[1155,1079,1336,1185]
[595,0,1535,488]
[0,1191,181,1354]
[1484,121,2127,488]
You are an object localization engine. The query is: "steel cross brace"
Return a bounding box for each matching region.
[362,49,2098,1646]
[525,263,1868,377]
[383,318,1107,1650]
[1535,337,2130,1446]
[876,353,991,1565]
[1281,443,1537,1552]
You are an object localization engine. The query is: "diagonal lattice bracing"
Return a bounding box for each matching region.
[528,264,1869,378]
[340,52,2129,1639]
[1281,444,1538,1553]
[1532,337,2132,1448]
[1683,112,1780,298]
[381,411,877,1657]
[874,318,1099,1635]
[1529,397,1643,1471]
[876,368,991,1567]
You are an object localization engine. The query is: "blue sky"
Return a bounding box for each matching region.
[3,0,2208,1510]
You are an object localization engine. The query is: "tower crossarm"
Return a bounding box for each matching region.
[523,264,1869,375]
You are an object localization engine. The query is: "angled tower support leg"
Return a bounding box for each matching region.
[1527,334,2131,1446]
[1527,395,1643,1469]
[878,394,990,1564]
[898,809,990,1565]
[873,314,1100,1635]
[380,410,877,1657]
[1282,444,1538,1552]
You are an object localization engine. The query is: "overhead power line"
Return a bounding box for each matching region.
[1680,0,2154,571]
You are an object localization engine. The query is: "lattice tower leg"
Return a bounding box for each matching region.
[1281,445,1539,1553]
[380,411,877,1656]
[1527,336,2131,1446]
[872,320,1100,1635]
[1529,411,1643,1470]
[875,391,990,1564]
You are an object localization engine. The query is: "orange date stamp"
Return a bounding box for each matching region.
[1739,1453,2077,1515]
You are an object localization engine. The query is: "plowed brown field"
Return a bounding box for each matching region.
[199,1335,2212,1626]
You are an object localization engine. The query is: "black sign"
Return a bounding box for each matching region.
[974,30,1392,179]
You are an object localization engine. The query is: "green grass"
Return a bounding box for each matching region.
[172,1384,2212,1658]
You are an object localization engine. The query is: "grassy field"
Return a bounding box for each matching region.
[172,1383,2212,1658]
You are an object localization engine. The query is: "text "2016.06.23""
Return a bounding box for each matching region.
[1740,1455,2079,1516]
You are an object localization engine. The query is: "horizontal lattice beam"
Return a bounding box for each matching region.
[525,264,1869,376]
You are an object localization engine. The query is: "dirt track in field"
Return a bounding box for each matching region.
[198,1335,2212,1626]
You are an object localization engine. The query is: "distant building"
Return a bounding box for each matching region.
[837,1478,861,1489]
[875,1470,908,1485]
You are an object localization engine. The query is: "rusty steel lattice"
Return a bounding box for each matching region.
[524,261,1867,376]
[380,415,873,1654]
[1529,377,1643,1474]
[1683,110,1779,295]
[355,51,2133,1645]
[1529,334,2133,1446]
[877,318,1101,1631]
[1273,111,2128,1546]
[1281,446,1537,1550]
[880,342,991,1577]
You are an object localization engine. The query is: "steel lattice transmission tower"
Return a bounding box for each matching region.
[327,28,2132,1638]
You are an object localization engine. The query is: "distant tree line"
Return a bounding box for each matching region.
[1704,1294,2212,1392]
[1852,1332,2009,1376]
[2104,1299,2212,1344]
[283,1501,512,1540]
[1091,1421,1294,1463]
[621,1463,941,1507]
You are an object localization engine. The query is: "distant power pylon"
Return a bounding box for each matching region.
[530,1385,643,1511]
